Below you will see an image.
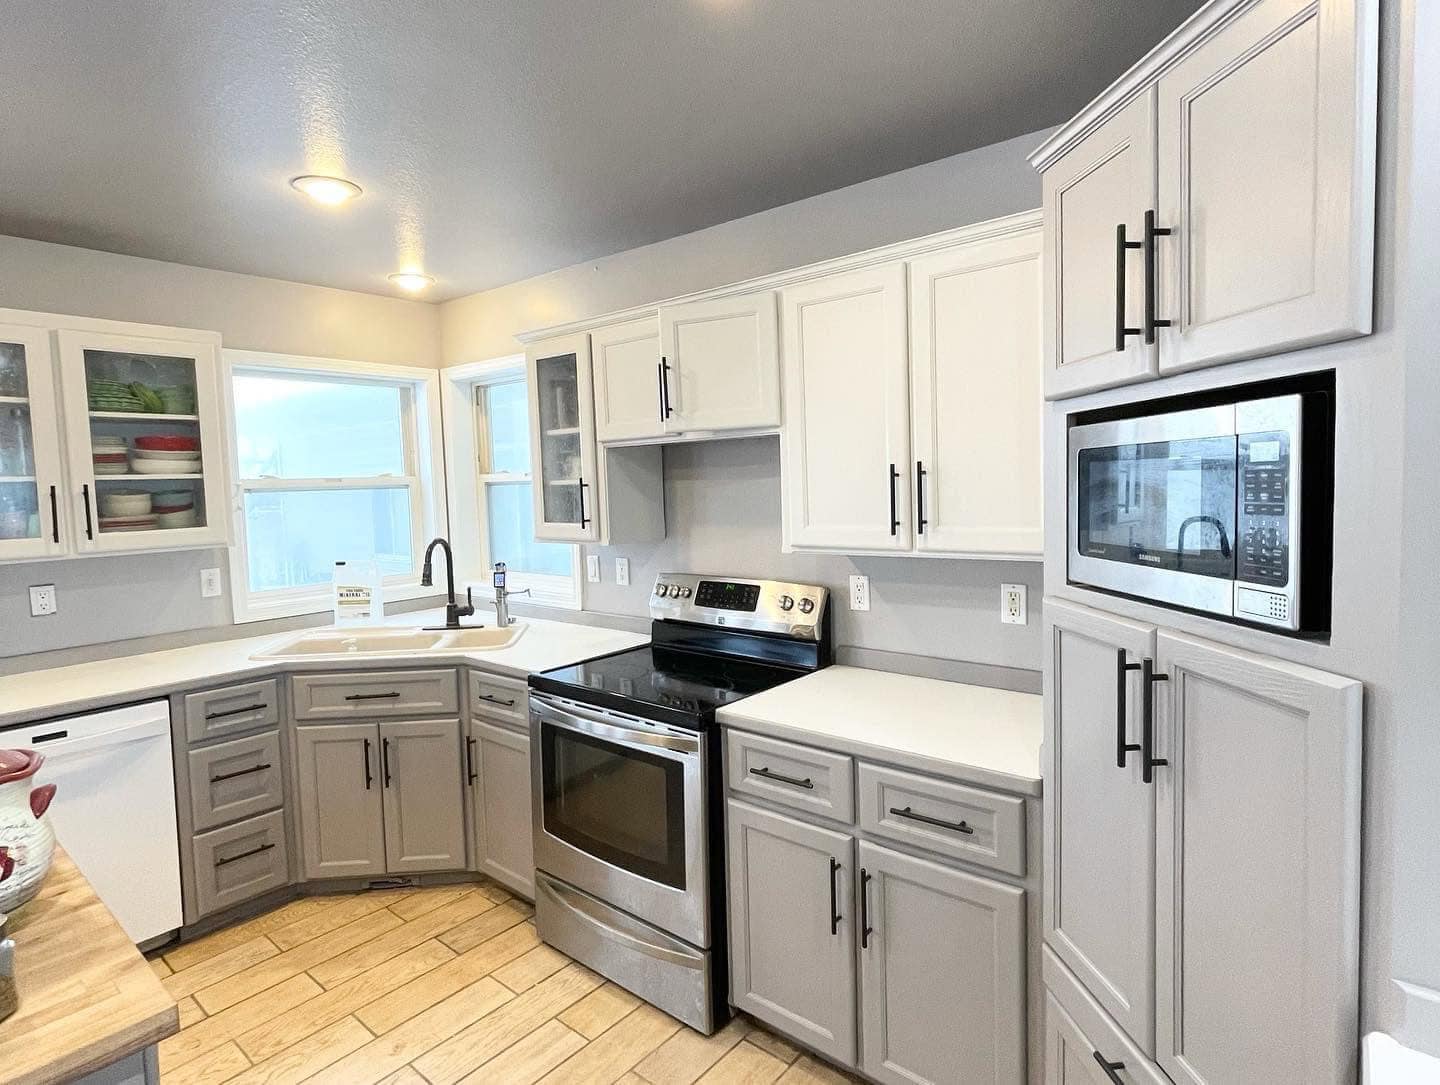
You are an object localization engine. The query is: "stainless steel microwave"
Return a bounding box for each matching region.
[1068,392,1332,632]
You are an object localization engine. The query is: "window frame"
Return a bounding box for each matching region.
[223,349,447,624]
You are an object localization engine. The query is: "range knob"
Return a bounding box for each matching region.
[653,583,667,597]
[798,597,816,614]
[679,586,693,599]
[778,595,795,611]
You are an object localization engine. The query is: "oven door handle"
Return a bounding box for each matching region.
[530,696,701,757]
[537,876,703,970]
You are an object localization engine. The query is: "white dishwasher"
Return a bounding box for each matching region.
[9,701,183,944]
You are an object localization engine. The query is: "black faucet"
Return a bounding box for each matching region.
[419,537,476,629]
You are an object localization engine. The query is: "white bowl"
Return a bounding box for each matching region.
[129,456,201,475]
[156,508,199,529]
[130,447,203,462]
[99,491,152,517]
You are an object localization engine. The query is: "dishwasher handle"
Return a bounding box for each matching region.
[14,714,170,758]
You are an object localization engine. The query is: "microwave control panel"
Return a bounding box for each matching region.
[1237,431,1291,588]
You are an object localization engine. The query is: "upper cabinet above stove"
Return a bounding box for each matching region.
[1031,0,1379,399]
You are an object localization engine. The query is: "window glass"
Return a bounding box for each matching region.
[482,381,530,474]
[234,373,405,479]
[485,481,574,577]
[243,487,413,593]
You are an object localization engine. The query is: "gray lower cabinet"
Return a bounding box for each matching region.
[295,722,387,879]
[858,840,1026,1085]
[727,798,857,1067]
[471,718,533,897]
[380,719,467,874]
[190,809,290,917]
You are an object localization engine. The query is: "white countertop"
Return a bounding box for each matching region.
[0,610,648,728]
[717,665,1043,795]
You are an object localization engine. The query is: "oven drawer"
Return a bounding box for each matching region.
[183,679,280,743]
[187,730,284,833]
[726,730,854,823]
[857,761,1025,876]
[291,669,459,721]
[190,809,290,919]
[469,670,527,729]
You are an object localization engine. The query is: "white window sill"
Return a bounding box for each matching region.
[233,581,442,625]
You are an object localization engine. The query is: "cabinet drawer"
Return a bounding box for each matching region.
[183,679,280,743]
[1043,947,1170,1085]
[187,731,284,833]
[469,670,527,729]
[191,809,289,919]
[291,669,459,721]
[858,762,1025,876]
[727,730,854,823]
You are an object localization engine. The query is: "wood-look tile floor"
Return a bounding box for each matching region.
[147,881,861,1085]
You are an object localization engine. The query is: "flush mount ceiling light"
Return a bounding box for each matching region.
[388,271,435,293]
[289,174,363,206]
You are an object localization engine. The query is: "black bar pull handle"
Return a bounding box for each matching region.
[466,736,478,786]
[888,463,900,536]
[1115,224,1143,351]
[1116,651,1142,769]
[578,475,591,529]
[30,729,68,744]
[205,702,268,721]
[382,737,392,788]
[81,484,94,540]
[477,693,517,708]
[657,361,667,423]
[828,857,842,935]
[1141,657,1169,784]
[889,806,974,835]
[215,842,275,867]
[345,690,401,702]
[209,762,272,784]
[1143,209,1173,344]
[363,738,373,789]
[660,356,673,419]
[915,461,927,535]
[750,766,814,790]
[48,485,59,544]
[860,867,873,949]
[1093,1051,1127,1084]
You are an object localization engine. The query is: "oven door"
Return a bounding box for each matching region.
[530,693,709,946]
[1069,403,1240,618]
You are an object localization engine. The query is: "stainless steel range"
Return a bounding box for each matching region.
[527,574,832,1033]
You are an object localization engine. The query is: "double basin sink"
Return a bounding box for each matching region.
[253,623,526,661]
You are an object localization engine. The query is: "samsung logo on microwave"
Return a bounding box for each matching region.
[1089,544,1161,565]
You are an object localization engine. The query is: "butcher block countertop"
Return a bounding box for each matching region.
[0,848,177,1085]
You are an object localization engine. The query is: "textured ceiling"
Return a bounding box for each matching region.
[0,1,1204,301]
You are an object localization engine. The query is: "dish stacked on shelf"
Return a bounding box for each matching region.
[87,380,146,413]
[152,489,197,529]
[97,490,156,533]
[92,436,129,475]
[128,435,201,476]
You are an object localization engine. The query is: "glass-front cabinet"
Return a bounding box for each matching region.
[0,324,67,560]
[56,329,230,554]
[525,333,600,542]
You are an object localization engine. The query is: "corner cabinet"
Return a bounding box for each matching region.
[1034,0,1379,397]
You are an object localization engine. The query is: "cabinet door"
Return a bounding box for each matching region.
[1044,991,1168,1085]
[526,332,600,542]
[858,841,1025,1085]
[658,291,780,433]
[780,264,912,552]
[592,317,667,443]
[56,329,230,553]
[1153,631,1362,1085]
[727,799,857,1067]
[294,723,386,880]
[910,228,1043,557]
[472,719,533,897]
[1041,90,1158,399]
[1156,0,1378,373]
[381,718,467,874]
[1043,599,1157,1053]
[0,324,68,561]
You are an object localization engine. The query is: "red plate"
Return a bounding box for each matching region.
[91,452,128,463]
[151,504,194,515]
[134,435,199,452]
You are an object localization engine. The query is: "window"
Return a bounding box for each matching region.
[225,352,444,622]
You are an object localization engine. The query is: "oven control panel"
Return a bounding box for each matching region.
[649,574,828,639]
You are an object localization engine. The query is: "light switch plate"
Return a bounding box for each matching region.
[1001,583,1027,625]
[585,555,601,583]
[200,568,223,598]
[849,575,870,611]
[615,557,630,586]
[28,584,57,617]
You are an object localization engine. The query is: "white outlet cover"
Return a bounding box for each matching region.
[1001,583,1027,625]
[200,568,223,598]
[615,557,630,586]
[848,574,870,612]
[28,584,57,617]
[585,555,601,583]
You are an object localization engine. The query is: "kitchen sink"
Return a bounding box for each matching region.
[252,623,525,661]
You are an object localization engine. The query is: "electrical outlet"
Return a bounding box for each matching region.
[28,584,57,617]
[615,557,630,586]
[849,574,870,611]
[1001,583,1027,625]
[200,568,223,598]
[585,555,601,583]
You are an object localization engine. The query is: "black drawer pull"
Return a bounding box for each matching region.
[30,729,68,744]
[345,691,401,701]
[477,693,517,708]
[889,805,974,835]
[750,766,814,790]
[205,702,269,721]
[1093,1051,1126,1084]
[382,737,392,787]
[466,736,478,785]
[828,857,842,936]
[210,762,272,784]
[860,867,873,949]
[363,737,373,790]
[215,842,275,867]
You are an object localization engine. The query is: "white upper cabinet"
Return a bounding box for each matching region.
[1033,0,1378,398]
[1155,0,1378,373]
[56,327,231,555]
[526,332,601,543]
[910,228,1043,557]
[657,291,781,434]
[0,324,67,562]
[591,317,667,443]
[781,265,912,552]
[1041,92,1159,399]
